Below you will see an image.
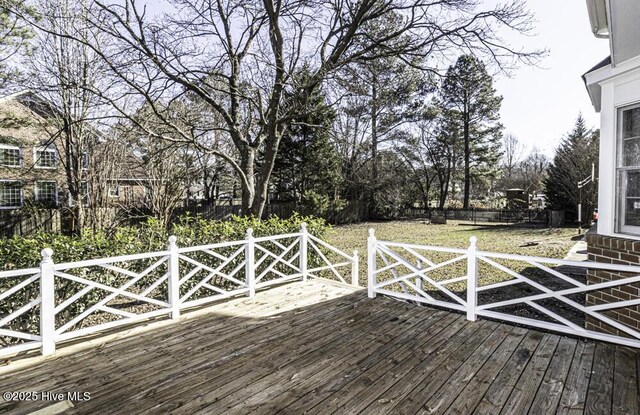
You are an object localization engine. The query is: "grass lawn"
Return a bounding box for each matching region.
[326,219,580,259]
[322,220,582,289]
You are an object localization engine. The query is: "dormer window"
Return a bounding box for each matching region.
[34,146,57,169]
[0,144,21,167]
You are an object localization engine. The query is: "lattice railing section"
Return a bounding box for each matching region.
[0,224,358,357]
[253,232,303,288]
[177,240,248,308]
[52,251,171,343]
[368,229,640,348]
[0,268,42,356]
[307,234,358,286]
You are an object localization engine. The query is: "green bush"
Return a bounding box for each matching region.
[0,214,330,347]
[0,213,329,270]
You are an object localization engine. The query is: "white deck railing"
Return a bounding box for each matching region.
[367,229,640,348]
[0,224,358,357]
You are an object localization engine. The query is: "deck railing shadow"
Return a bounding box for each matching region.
[368,229,640,348]
[0,224,358,359]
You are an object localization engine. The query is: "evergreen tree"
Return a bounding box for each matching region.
[271,79,341,207]
[438,55,503,208]
[543,115,599,221]
[0,1,35,88]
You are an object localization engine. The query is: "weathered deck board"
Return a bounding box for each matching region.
[0,280,638,415]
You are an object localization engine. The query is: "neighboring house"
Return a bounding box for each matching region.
[583,0,640,335]
[0,91,71,209]
[0,90,148,210]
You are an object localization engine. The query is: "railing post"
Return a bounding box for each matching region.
[466,236,478,322]
[367,228,376,298]
[168,235,180,319]
[246,228,255,298]
[416,260,423,292]
[351,250,359,287]
[300,223,308,282]
[40,248,56,356]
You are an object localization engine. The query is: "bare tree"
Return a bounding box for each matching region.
[85,137,126,232]
[24,0,109,233]
[502,133,523,178]
[18,0,543,217]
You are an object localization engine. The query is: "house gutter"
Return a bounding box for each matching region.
[585,0,609,38]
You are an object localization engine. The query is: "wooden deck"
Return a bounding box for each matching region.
[0,280,638,415]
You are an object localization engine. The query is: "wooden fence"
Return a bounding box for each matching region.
[0,209,62,238]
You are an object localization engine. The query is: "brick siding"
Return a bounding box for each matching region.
[585,232,640,336]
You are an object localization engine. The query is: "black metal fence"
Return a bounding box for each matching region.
[400,208,549,224]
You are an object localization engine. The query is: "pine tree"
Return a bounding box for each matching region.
[438,55,503,208]
[271,77,341,206]
[543,115,599,221]
[0,1,35,88]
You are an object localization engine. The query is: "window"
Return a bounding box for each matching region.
[0,181,22,208]
[616,104,640,235]
[108,184,120,198]
[0,145,21,167]
[68,182,89,206]
[35,181,58,205]
[81,181,89,205]
[34,146,57,169]
[82,152,89,169]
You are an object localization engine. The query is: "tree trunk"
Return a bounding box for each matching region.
[463,97,471,209]
[249,130,285,218]
[239,146,256,215]
[370,76,378,217]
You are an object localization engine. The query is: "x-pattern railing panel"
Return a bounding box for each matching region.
[0,225,359,357]
[0,269,44,356]
[368,230,640,348]
[52,254,171,341]
[371,241,468,308]
[177,242,248,307]
[253,235,302,286]
[306,234,358,285]
[475,252,640,342]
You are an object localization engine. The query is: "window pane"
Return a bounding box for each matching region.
[622,171,640,227]
[0,148,20,167]
[624,137,640,166]
[0,182,22,207]
[36,182,57,204]
[36,149,56,168]
[622,107,640,139]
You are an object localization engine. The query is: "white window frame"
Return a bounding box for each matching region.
[33,146,57,169]
[108,184,120,198]
[0,180,23,208]
[615,103,640,236]
[34,181,59,206]
[0,144,22,168]
[82,151,89,170]
[68,181,90,207]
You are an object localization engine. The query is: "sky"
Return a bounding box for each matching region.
[142,0,606,158]
[493,0,610,157]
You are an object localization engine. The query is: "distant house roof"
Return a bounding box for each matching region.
[0,90,60,119]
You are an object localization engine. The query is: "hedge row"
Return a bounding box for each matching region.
[0,213,329,270]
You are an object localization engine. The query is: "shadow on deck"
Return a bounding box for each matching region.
[0,280,638,415]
